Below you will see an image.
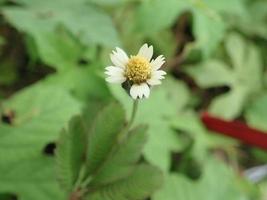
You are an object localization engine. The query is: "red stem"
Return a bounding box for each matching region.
[201,112,267,150]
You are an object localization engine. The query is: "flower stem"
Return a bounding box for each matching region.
[128,99,139,129]
[118,100,139,143]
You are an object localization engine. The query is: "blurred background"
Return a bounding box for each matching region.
[0,0,267,199]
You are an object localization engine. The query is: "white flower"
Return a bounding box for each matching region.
[105,44,166,99]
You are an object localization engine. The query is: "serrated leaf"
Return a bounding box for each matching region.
[86,102,126,176]
[87,164,163,200]
[56,116,86,192]
[91,125,148,185]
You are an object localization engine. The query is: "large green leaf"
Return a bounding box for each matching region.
[87,164,163,200]
[2,0,119,70]
[3,1,119,47]
[0,84,81,200]
[0,155,65,200]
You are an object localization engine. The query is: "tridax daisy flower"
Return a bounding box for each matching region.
[105,44,166,99]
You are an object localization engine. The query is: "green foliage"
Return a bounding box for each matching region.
[0,84,80,200]
[56,102,163,199]
[186,33,263,119]
[2,0,119,71]
[0,0,267,199]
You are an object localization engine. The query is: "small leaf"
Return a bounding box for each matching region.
[56,116,86,192]
[86,102,126,176]
[86,164,163,200]
[91,125,148,185]
[209,86,248,120]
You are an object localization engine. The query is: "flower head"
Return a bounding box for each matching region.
[105,44,166,99]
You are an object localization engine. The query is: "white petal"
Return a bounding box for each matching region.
[105,66,125,76]
[110,47,129,68]
[154,70,167,77]
[105,76,126,84]
[147,78,162,86]
[115,47,129,62]
[130,83,150,99]
[147,70,166,86]
[138,43,153,61]
[151,55,165,70]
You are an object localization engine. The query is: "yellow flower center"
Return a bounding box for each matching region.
[125,56,151,84]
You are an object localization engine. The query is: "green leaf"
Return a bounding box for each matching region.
[225,32,246,73]
[192,6,225,57]
[56,116,86,192]
[209,86,248,119]
[136,0,227,57]
[86,102,126,176]
[87,164,163,200]
[34,29,83,71]
[186,60,234,88]
[91,125,148,186]
[43,66,112,102]
[154,158,253,200]
[0,84,81,200]
[245,93,267,132]
[2,0,119,70]
[136,0,185,34]
[0,155,65,200]
[186,33,263,119]
[3,1,119,46]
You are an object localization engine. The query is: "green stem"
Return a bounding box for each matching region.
[73,165,86,191]
[128,100,138,129]
[118,99,139,143]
